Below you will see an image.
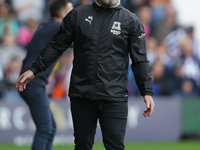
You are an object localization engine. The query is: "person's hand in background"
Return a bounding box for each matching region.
[16,70,35,91]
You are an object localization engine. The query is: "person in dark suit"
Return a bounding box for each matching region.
[18,0,73,149]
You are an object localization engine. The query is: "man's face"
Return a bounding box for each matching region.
[99,0,119,7]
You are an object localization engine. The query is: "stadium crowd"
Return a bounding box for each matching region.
[0,0,199,101]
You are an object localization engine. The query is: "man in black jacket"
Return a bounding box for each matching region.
[16,0,155,149]
[18,0,73,150]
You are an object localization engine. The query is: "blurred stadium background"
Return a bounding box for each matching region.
[0,0,200,149]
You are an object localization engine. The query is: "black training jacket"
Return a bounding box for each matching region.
[30,1,154,101]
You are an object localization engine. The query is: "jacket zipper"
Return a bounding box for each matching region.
[92,10,106,99]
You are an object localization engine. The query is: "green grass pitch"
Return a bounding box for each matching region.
[0,141,200,150]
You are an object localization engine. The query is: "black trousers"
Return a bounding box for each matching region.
[70,97,128,150]
[19,85,56,150]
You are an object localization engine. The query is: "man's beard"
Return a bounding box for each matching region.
[99,0,119,7]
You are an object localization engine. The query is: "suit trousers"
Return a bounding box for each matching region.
[19,85,56,150]
[70,97,128,150]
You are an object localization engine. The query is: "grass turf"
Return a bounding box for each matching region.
[0,141,200,150]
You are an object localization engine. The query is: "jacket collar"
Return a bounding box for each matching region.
[93,0,123,10]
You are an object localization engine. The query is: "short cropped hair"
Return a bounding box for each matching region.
[50,0,72,18]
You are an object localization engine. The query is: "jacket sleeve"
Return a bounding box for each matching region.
[29,9,77,75]
[128,15,154,96]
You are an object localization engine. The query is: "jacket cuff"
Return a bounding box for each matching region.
[28,66,39,76]
[141,90,154,97]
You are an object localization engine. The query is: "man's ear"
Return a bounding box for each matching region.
[60,11,67,19]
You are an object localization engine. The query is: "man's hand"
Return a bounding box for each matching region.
[16,70,35,91]
[143,95,155,117]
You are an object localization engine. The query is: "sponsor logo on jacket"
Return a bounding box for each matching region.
[85,16,93,25]
[138,33,145,40]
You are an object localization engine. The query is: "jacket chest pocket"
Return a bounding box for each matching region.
[77,21,94,39]
[111,28,129,47]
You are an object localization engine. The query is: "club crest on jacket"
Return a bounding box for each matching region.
[111,21,121,35]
